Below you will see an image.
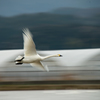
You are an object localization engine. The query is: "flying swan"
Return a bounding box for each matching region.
[15,28,62,71]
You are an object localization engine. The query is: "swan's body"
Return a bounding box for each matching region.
[15,28,62,71]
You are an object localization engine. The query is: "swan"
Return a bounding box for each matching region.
[15,28,62,71]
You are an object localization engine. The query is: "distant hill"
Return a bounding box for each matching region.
[0,8,100,50]
[50,7,100,17]
[0,13,78,28]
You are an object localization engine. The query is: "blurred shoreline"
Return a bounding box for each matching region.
[0,80,100,90]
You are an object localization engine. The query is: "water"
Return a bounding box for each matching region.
[0,90,100,100]
[1,70,100,81]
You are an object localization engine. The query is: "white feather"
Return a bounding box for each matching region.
[23,28,37,56]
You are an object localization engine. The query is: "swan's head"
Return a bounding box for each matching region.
[58,54,62,57]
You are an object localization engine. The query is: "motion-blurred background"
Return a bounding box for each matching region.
[0,0,100,50]
[0,0,100,89]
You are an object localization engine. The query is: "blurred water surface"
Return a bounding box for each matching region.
[0,90,100,100]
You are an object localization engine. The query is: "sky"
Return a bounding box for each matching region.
[0,0,100,17]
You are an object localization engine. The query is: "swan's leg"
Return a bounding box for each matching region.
[15,56,24,61]
[15,61,23,65]
[15,56,24,65]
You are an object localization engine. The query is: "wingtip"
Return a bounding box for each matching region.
[22,28,29,34]
[45,65,49,72]
[22,28,33,39]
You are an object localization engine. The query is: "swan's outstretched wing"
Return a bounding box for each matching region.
[30,61,49,71]
[23,28,37,56]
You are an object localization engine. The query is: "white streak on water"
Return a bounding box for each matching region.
[0,90,100,100]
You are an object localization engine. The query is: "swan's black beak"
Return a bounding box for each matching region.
[59,55,62,57]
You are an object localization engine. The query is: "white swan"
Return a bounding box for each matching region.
[15,28,62,71]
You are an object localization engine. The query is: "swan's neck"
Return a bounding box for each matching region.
[42,54,58,60]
